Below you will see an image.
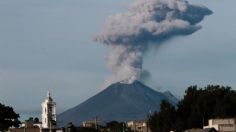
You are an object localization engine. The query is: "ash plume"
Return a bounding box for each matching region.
[95,0,212,87]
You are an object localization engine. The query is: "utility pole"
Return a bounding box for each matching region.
[134,120,136,132]
[94,117,98,131]
[147,109,152,132]
[202,116,204,128]
[123,123,125,132]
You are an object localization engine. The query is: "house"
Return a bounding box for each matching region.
[62,122,98,132]
[204,118,236,132]
[82,118,100,129]
[127,120,149,132]
[184,128,217,132]
[9,119,40,132]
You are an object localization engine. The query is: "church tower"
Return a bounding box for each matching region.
[41,91,56,128]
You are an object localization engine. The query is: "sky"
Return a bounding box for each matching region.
[0,0,236,120]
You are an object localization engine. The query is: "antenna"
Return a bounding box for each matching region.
[47,90,51,98]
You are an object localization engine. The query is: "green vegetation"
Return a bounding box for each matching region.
[148,85,236,132]
[105,121,132,132]
[148,100,176,132]
[0,103,21,131]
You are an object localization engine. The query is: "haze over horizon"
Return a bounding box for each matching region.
[0,0,236,120]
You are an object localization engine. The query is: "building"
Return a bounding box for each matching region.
[82,118,100,129]
[41,91,57,129]
[10,91,58,132]
[184,128,217,132]
[10,119,40,132]
[61,122,97,132]
[127,120,149,132]
[203,118,236,132]
[21,118,42,128]
[184,129,203,132]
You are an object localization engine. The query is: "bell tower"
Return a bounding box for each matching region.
[41,91,56,128]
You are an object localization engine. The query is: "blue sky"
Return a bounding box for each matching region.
[0,0,235,119]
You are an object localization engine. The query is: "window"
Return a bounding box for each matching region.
[49,106,52,113]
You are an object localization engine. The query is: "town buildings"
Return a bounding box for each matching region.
[127,120,149,132]
[184,128,217,132]
[9,91,57,132]
[184,118,236,132]
[82,119,99,129]
[204,118,236,132]
[10,119,40,132]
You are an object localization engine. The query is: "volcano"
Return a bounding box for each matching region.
[58,81,178,126]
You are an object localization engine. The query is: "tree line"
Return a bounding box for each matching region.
[148,85,236,132]
[0,103,21,131]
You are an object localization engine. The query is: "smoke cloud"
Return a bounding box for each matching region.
[95,0,212,87]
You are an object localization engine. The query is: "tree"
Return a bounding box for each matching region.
[104,121,132,132]
[148,85,236,132]
[28,117,33,121]
[106,121,125,132]
[177,85,236,130]
[34,117,39,123]
[148,100,176,132]
[0,103,21,131]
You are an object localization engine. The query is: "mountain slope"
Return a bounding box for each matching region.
[164,90,179,105]
[58,81,178,126]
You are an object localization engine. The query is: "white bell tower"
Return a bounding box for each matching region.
[41,91,56,128]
